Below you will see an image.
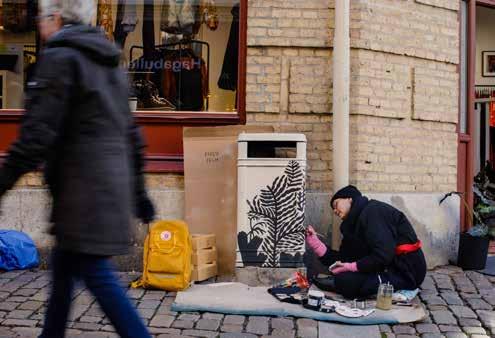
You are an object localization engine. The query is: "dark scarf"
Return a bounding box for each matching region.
[340,195,369,237]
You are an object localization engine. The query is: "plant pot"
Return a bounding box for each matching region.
[457,233,489,270]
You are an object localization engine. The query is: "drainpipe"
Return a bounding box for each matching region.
[331,0,350,250]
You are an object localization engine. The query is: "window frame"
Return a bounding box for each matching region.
[0,0,248,173]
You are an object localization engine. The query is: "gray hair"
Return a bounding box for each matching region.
[39,0,96,25]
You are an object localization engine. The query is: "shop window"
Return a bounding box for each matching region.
[0,0,245,118]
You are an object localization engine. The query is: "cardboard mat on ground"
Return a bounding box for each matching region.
[183,126,274,275]
[172,283,427,325]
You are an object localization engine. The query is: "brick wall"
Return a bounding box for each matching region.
[246,0,460,193]
[348,0,460,192]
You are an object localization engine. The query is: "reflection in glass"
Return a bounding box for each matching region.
[0,0,239,112]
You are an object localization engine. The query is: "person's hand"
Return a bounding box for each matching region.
[330,261,358,275]
[305,225,327,257]
[136,195,155,224]
[305,225,316,238]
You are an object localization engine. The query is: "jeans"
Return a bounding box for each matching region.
[39,249,151,338]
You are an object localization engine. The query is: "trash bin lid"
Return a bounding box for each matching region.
[238,133,307,143]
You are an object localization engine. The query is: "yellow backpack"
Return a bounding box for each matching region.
[131,220,192,291]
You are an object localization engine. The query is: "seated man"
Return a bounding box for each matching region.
[306,185,426,299]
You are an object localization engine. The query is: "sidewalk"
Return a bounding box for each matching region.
[0,266,493,338]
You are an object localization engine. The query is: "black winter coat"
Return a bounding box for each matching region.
[321,196,426,287]
[0,25,148,256]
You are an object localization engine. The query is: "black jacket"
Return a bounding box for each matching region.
[0,25,148,256]
[321,196,426,286]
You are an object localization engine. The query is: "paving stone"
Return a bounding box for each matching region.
[463,326,486,335]
[319,322,380,338]
[219,334,257,338]
[0,302,18,311]
[79,315,102,323]
[392,325,416,334]
[172,319,194,329]
[72,322,103,331]
[126,288,145,299]
[148,328,181,335]
[6,310,33,319]
[138,308,155,319]
[155,304,176,316]
[395,335,417,338]
[11,327,43,338]
[444,333,467,338]
[149,314,175,327]
[202,313,224,320]
[224,315,245,325]
[465,298,492,310]
[1,319,38,327]
[221,324,244,333]
[178,313,201,321]
[31,290,49,302]
[7,296,30,303]
[69,304,91,321]
[460,292,481,299]
[428,305,448,312]
[423,295,447,306]
[476,310,495,328]
[18,301,43,311]
[138,300,161,309]
[142,290,165,300]
[438,325,462,332]
[449,305,477,318]
[246,316,269,335]
[482,294,495,306]
[296,318,317,338]
[458,318,481,327]
[196,319,221,331]
[415,324,440,334]
[440,292,464,306]
[29,314,44,321]
[264,329,296,338]
[420,334,444,338]
[420,277,436,290]
[14,289,38,297]
[23,280,50,289]
[76,333,119,338]
[182,329,218,337]
[0,326,15,337]
[431,310,457,325]
[271,317,294,330]
[0,292,9,300]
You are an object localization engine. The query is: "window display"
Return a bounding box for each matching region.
[0,0,240,113]
[120,0,239,112]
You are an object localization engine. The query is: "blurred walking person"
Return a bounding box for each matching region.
[0,1,155,337]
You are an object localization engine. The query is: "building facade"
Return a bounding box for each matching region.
[0,0,464,269]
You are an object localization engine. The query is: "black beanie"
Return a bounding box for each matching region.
[330,185,362,207]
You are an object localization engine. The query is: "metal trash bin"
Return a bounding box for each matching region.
[236,133,307,268]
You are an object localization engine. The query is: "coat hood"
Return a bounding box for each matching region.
[45,25,121,67]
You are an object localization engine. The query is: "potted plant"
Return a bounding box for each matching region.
[441,191,490,270]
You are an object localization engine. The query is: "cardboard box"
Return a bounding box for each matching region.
[193,247,217,266]
[191,234,216,251]
[192,262,218,282]
[184,125,274,274]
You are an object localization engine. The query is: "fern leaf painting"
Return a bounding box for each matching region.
[240,160,306,267]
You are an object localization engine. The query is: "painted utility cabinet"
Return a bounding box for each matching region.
[236,133,307,268]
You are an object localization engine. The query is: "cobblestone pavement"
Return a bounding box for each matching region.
[0,265,494,338]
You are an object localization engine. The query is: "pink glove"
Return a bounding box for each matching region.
[305,226,327,257]
[331,262,358,275]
